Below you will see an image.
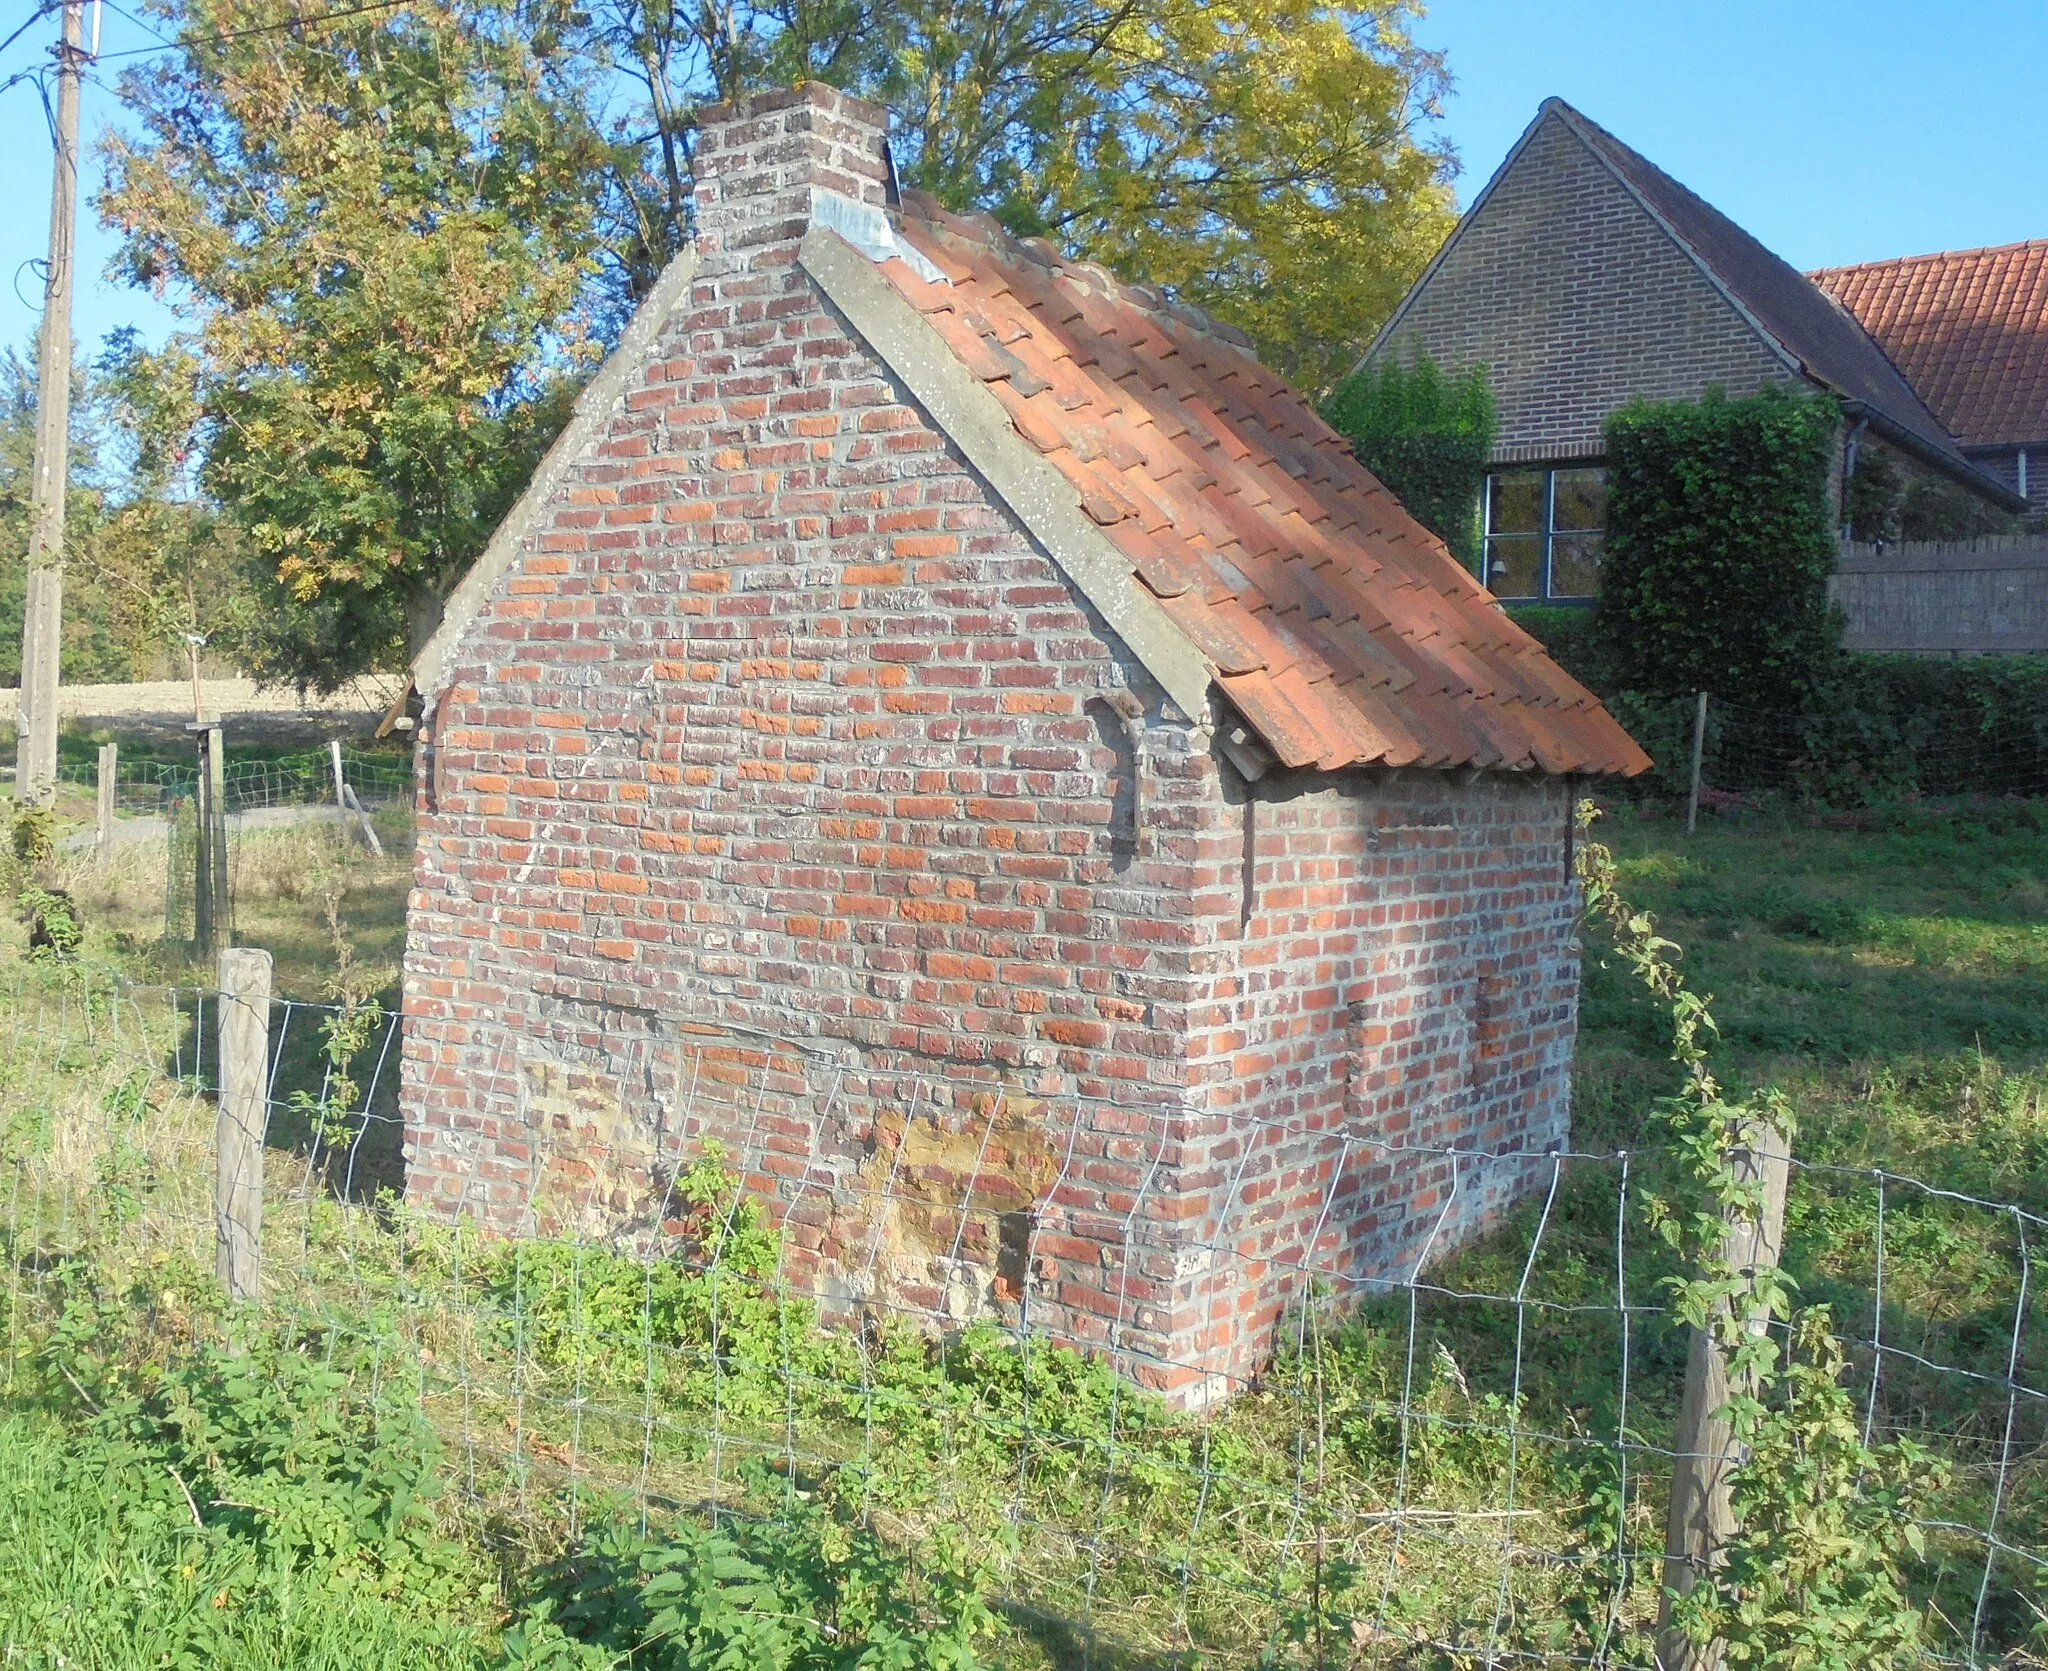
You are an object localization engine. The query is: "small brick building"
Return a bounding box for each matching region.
[400,86,1646,1401]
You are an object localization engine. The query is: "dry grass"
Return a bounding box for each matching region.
[39,808,411,1001]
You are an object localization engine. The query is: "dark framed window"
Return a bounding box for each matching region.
[1482,466,1606,601]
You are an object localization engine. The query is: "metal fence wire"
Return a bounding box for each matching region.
[160,788,208,945]
[1620,691,2048,806]
[54,745,412,819]
[3,968,2042,1668]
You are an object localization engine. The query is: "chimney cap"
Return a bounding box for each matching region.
[695,80,889,133]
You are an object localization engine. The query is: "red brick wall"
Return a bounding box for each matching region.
[404,84,1220,1377]
[402,86,1587,1402]
[1371,109,1789,460]
[1153,769,1580,1399]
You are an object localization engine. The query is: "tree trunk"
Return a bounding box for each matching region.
[405,587,446,668]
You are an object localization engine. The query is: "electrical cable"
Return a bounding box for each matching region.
[0,0,62,61]
[88,0,415,64]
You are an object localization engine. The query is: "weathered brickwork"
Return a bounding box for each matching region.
[402,86,1589,1400]
[1159,771,1579,1396]
[1368,109,1787,459]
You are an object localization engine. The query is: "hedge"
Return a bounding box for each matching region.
[1595,385,1840,709]
[1510,607,2048,807]
[1323,352,1494,567]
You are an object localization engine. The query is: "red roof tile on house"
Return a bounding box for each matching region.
[882,192,1649,778]
[1810,242,2048,448]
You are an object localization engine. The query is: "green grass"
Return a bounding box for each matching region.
[1579,801,2048,1158]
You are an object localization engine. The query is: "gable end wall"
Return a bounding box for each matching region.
[1371,112,1793,458]
[402,149,1221,1381]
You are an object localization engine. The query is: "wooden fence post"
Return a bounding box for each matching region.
[189,721,229,955]
[1657,1120,1792,1671]
[94,740,115,866]
[215,946,271,1304]
[328,738,349,833]
[330,739,383,857]
[1685,691,1709,835]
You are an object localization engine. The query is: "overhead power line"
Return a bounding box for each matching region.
[88,0,414,64]
[0,1,63,61]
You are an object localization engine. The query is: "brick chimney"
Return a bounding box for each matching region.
[690,84,893,272]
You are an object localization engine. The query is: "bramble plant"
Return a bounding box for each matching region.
[17,885,82,960]
[1673,1311,1947,1670]
[288,852,394,1153]
[1575,802,1947,1665]
[511,1461,997,1671]
[9,805,55,872]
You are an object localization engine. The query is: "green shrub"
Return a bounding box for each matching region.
[514,1468,996,1671]
[1845,437,2019,543]
[40,1295,474,1608]
[1597,385,1841,707]
[1323,351,1495,566]
[0,1411,490,1670]
[1671,1312,1947,1670]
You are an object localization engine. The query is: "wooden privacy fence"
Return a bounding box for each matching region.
[1833,535,2048,654]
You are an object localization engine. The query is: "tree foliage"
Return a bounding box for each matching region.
[1595,386,1842,709]
[100,0,614,689]
[1322,349,1494,563]
[577,0,1457,393]
[102,0,1454,689]
[0,343,245,685]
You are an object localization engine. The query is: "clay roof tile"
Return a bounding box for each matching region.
[874,207,1649,776]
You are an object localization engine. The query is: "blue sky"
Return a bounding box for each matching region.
[1412,0,2048,271]
[0,0,2044,367]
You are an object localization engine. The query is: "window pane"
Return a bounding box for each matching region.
[1484,534,1544,598]
[1552,468,1607,532]
[1487,471,1545,535]
[1549,532,1603,598]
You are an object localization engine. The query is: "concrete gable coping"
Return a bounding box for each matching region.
[414,246,702,703]
[797,224,1214,724]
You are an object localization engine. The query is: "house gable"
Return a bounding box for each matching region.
[1364,104,1790,460]
[400,85,1618,1402]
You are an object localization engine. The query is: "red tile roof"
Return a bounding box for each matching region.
[1810,242,2048,448]
[880,193,1649,778]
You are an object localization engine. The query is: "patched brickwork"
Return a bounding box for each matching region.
[402,85,1596,1401]
[1367,108,1787,458]
[1170,772,1579,1396]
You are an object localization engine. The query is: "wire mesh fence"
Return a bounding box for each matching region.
[42,742,410,945]
[3,966,2042,1667]
[53,744,413,819]
[1618,689,2048,808]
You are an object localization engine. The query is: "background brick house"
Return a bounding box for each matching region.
[399,85,1644,1402]
[1358,98,2025,606]
[1813,241,2048,524]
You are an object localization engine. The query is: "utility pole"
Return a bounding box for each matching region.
[16,0,87,805]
